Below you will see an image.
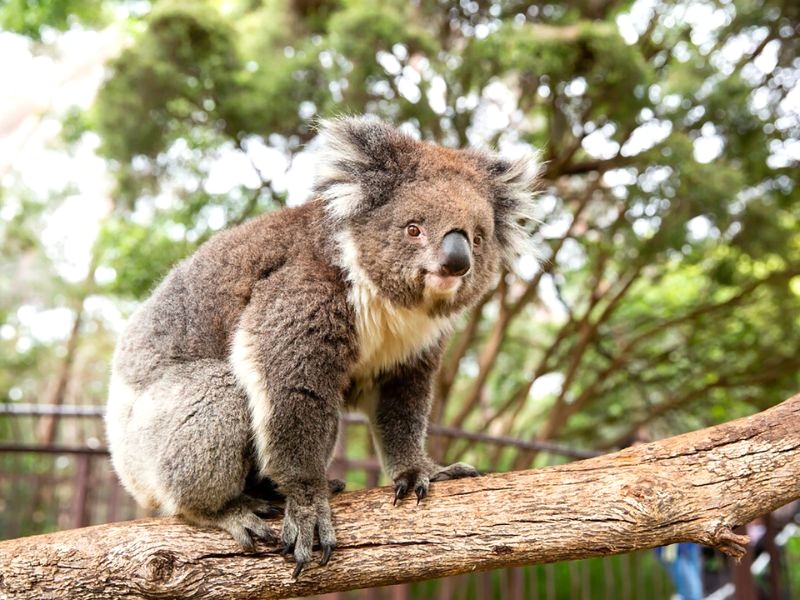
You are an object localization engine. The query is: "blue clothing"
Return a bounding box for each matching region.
[655,543,703,600]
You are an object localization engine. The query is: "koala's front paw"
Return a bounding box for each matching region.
[281,482,335,579]
[392,461,481,505]
[393,466,432,505]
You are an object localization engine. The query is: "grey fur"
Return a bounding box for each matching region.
[106,116,538,575]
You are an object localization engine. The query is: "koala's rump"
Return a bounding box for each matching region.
[106,359,254,514]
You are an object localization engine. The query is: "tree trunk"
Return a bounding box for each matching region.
[1,394,799,600]
[37,303,84,444]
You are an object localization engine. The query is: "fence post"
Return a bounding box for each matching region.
[507,567,524,600]
[764,513,781,600]
[731,525,756,600]
[72,453,91,529]
[389,583,410,600]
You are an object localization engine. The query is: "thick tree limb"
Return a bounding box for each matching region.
[2,394,799,600]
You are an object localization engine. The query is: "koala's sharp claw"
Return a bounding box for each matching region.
[320,543,334,566]
[292,560,306,579]
[393,482,407,505]
[415,484,427,504]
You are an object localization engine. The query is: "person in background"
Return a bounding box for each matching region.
[655,542,703,600]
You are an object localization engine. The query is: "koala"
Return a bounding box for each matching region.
[106,116,538,577]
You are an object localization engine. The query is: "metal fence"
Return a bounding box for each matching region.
[1,404,796,599]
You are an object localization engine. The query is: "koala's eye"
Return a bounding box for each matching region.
[473,234,483,247]
[406,224,422,238]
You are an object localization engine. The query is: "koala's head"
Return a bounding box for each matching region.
[315,116,540,316]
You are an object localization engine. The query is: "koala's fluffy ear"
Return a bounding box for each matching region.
[481,151,543,266]
[314,116,417,221]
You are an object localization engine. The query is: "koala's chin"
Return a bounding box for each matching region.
[423,272,463,298]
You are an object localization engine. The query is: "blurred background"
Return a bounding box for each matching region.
[1,0,798,598]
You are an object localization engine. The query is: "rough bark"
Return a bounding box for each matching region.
[2,394,799,600]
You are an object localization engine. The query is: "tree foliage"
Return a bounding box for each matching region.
[0,0,110,39]
[2,0,799,471]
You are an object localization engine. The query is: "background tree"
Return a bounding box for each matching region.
[1,0,798,532]
[93,0,800,461]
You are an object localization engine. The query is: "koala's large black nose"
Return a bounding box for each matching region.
[439,231,472,277]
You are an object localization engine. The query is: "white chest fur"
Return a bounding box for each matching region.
[348,278,451,379]
[335,230,452,379]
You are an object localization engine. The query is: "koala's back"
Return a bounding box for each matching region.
[113,201,330,391]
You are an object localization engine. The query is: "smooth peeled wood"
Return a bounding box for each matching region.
[1,394,798,599]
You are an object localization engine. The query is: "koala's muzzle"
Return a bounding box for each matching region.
[439,230,472,277]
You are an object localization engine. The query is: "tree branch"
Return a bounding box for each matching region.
[512,267,800,465]
[599,355,800,450]
[2,394,799,599]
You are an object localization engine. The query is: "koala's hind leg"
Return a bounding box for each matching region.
[183,494,279,550]
[113,359,278,549]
